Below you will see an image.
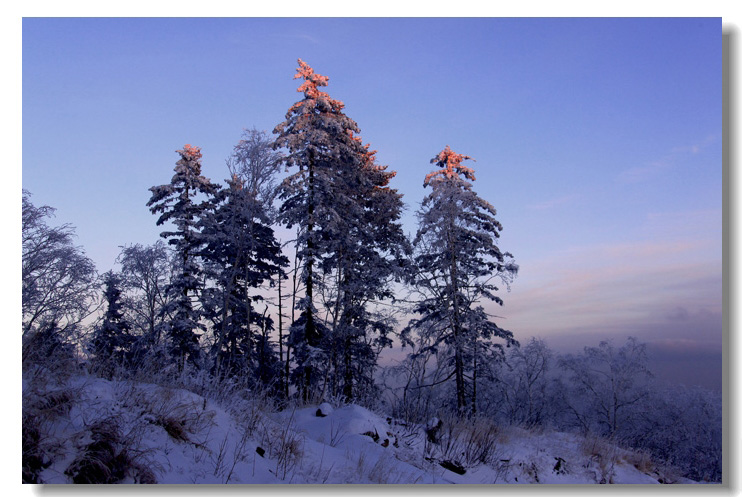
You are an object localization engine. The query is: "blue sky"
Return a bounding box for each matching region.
[22,18,722,388]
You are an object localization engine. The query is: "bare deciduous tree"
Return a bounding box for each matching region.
[22,190,99,338]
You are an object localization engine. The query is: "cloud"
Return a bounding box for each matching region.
[617,135,718,184]
[665,306,690,321]
[267,32,321,45]
[382,219,722,389]
[670,134,717,155]
[292,33,321,44]
[617,159,670,184]
[500,238,722,346]
[643,209,721,241]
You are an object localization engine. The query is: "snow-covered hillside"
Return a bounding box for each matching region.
[23,374,696,484]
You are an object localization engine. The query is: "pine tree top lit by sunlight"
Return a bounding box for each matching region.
[288,58,346,118]
[424,145,477,186]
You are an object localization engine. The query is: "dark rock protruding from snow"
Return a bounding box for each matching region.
[362,431,380,442]
[440,460,466,475]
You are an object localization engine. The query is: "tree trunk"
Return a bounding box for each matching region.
[472,339,477,418]
[343,335,353,401]
[302,148,317,404]
[448,221,467,415]
[305,148,316,345]
[277,269,285,398]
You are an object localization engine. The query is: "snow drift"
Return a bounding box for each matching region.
[23,373,697,484]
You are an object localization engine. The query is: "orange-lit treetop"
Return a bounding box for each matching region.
[290,59,345,115]
[182,144,202,160]
[424,145,476,186]
[275,59,362,159]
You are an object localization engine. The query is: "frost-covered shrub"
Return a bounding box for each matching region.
[22,414,48,483]
[622,385,722,482]
[383,335,722,483]
[477,338,552,427]
[22,323,79,380]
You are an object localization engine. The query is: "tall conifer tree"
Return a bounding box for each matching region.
[274,60,408,402]
[200,173,288,384]
[90,271,133,378]
[147,145,217,367]
[274,59,363,400]
[404,146,518,415]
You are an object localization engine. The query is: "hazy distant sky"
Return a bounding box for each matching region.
[22,18,722,389]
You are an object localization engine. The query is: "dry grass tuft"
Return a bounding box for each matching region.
[153,416,189,442]
[65,419,130,484]
[135,387,216,444]
[435,415,503,468]
[22,417,46,483]
[579,433,618,484]
[622,449,655,474]
[64,417,162,484]
[367,456,399,483]
[22,381,81,483]
[257,410,304,480]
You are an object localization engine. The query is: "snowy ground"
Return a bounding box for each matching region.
[23,374,697,485]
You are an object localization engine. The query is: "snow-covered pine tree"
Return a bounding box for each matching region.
[147,145,218,368]
[274,60,408,402]
[90,271,134,378]
[403,145,518,415]
[273,59,368,401]
[226,129,294,396]
[329,135,410,401]
[200,172,288,388]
